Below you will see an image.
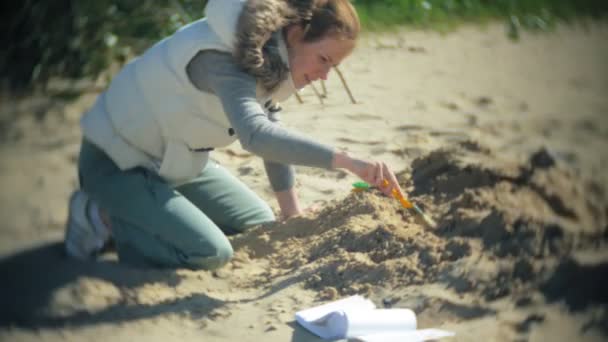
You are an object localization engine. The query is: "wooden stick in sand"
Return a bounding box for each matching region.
[320,80,327,97]
[334,65,357,104]
[295,92,304,104]
[309,81,324,105]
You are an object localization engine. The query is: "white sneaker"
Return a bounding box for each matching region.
[64,190,110,259]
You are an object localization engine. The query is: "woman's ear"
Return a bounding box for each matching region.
[285,24,305,47]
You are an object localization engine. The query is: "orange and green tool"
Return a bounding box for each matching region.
[352,180,436,228]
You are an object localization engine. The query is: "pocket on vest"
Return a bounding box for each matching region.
[177,115,237,150]
[158,140,209,182]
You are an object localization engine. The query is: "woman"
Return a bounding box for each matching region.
[65,0,406,269]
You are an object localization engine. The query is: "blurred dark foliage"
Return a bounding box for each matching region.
[1,0,607,93]
[1,0,208,93]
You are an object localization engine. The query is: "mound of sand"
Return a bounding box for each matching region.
[228,141,608,333]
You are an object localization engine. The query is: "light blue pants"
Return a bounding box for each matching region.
[78,140,275,269]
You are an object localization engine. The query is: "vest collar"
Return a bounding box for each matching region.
[262,30,297,101]
[276,30,298,93]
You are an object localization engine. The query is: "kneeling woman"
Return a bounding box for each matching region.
[65,0,406,269]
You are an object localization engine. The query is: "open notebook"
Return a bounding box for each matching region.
[295,296,454,341]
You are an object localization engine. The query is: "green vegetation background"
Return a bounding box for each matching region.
[2,0,607,92]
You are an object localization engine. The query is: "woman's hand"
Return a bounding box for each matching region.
[332,151,405,198]
[275,186,327,222]
[281,202,323,220]
[275,187,303,220]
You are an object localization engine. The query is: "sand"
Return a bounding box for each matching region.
[1,23,607,341]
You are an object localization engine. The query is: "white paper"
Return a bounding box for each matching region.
[354,328,456,342]
[329,309,417,338]
[295,296,454,341]
[296,296,376,339]
[296,295,376,322]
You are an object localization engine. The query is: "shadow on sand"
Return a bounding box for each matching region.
[0,241,223,328]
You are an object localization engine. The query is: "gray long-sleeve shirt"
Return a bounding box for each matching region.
[185,50,335,192]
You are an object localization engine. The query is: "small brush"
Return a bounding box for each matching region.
[352,180,436,228]
[381,179,436,228]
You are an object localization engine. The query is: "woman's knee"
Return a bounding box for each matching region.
[232,203,275,233]
[185,240,234,270]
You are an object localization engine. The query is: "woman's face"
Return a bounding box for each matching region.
[286,26,356,89]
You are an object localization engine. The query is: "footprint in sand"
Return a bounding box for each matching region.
[394,124,425,132]
[336,137,383,145]
[238,166,255,176]
[428,130,470,143]
[390,147,425,159]
[439,101,460,111]
[345,113,383,121]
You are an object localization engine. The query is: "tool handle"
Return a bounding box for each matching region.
[382,180,413,209]
[391,188,413,209]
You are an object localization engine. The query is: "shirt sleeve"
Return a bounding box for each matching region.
[263,160,295,192]
[186,50,336,191]
[186,50,335,168]
[262,108,296,192]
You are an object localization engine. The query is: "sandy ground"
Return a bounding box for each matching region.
[1,23,607,341]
